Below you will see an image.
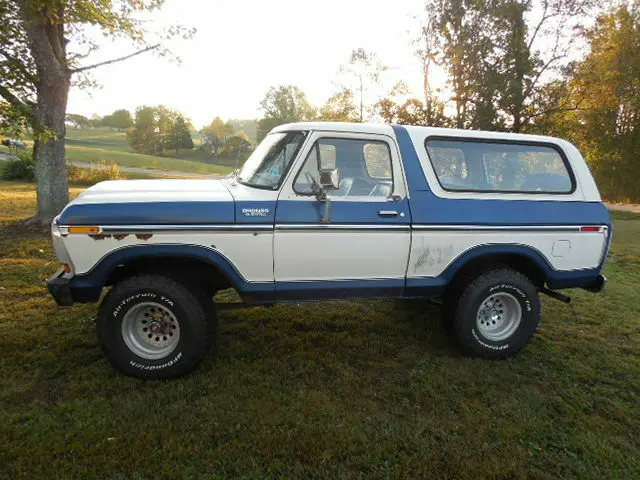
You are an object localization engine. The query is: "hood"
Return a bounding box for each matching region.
[57,179,236,225]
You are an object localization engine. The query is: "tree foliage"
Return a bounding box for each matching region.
[421,0,596,132]
[339,48,388,122]
[257,85,315,140]
[200,116,248,155]
[101,109,133,131]
[375,82,451,127]
[317,88,359,122]
[166,114,193,153]
[535,5,640,201]
[65,113,89,129]
[127,105,192,155]
[0,0,181,223]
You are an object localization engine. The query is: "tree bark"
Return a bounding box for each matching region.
[33,71,70,224]
[18,1,70,225]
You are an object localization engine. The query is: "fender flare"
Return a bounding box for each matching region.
[440,243,554,283]
[68,244,272,301]
[406,243,600,294]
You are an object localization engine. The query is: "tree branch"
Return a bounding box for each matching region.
[0,84,27,110]
[0,48,37,82]
[527,1,550,51]
[70,43,160,74]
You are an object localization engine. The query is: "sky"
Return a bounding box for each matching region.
[67,0,433,129]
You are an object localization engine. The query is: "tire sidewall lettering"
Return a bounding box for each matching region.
[111,290,185,371]
[472,283,532,349]
[488,283,532,312]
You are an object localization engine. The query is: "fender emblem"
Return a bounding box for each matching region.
[242,208,269,217]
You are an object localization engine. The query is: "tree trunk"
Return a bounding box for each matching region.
[18,1,71,225]
[33,74,70,224]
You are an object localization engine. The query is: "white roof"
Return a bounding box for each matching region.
[272,122,394,135]
[271,122,564,145]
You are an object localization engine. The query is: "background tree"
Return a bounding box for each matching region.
[101,109,133,131]
[166,114,193,153]
[87,114,103,129]
[200,117,233,154]
[0,0,185,224]
[375,81,451,127]
[339,48,388,122]
[227,119,257,144]
[127,105,191,155]
[201,117,233,142]
[536,5,640,201]
[421,0,596,132]
[257,85,315,140]
[65,113,89,129]
[127,106,157,154]
[317,88,359,122]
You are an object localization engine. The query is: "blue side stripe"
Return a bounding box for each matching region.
[58,201,235,225]
[408,191,610,226]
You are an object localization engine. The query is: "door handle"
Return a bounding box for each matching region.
[378,210,398,217]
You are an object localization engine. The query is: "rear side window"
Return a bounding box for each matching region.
[425,138,574,194]
[363,143,392,179]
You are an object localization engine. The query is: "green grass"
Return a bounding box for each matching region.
[64,144,233,175]
[2,128,235,176]
[0,181,639,479]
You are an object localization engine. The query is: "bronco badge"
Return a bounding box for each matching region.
[242,208,269,217]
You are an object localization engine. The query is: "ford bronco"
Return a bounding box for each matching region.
[48,123,610,378]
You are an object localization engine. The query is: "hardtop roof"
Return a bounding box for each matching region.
[271,122,564,145]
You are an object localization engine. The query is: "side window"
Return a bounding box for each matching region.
[363,143,392,180]
[294,138,394,197]
[425,139,574,194]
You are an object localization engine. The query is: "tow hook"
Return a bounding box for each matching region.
[538,287,571,304]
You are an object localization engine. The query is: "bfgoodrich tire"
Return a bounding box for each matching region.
[453,268,540,358]
[97,275,214,379]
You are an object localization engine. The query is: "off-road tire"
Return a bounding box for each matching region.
[97,274,215,379]
[452,268,540,358]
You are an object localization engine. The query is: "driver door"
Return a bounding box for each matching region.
[273,131,411,299]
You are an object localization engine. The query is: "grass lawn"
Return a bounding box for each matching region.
[2,128,236,176]
[0,181,638,479]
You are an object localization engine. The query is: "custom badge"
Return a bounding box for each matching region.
[242,208,269,217]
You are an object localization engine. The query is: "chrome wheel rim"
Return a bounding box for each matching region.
[121,302,180,359]
[476,292,522,342]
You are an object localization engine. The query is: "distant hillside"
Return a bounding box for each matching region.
[64,127,233,174]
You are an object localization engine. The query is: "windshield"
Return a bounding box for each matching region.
[237,131,308,189]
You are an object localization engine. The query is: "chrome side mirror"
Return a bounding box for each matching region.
[319,168,339,190]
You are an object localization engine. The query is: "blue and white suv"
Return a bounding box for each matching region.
[48,122,610,378]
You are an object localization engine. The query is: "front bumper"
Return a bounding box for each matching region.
[47,267,74,306]
[582,274,607,293]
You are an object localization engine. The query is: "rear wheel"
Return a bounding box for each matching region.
[451,268,540,358]
[97,275,215,378]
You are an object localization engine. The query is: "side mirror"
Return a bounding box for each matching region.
[319,168,339,190]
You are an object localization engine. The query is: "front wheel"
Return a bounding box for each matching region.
[97,275,214,378]
[452,268,540,358]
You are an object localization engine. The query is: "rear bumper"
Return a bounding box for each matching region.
[47,267,74,306]
[582,274,607,293]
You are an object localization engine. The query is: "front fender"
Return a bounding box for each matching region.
[67,244,274,303]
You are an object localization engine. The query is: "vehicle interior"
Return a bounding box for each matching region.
[426,140,573,193]
[294,137,393,197]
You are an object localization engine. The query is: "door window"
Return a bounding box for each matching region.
[294,138,393,198]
